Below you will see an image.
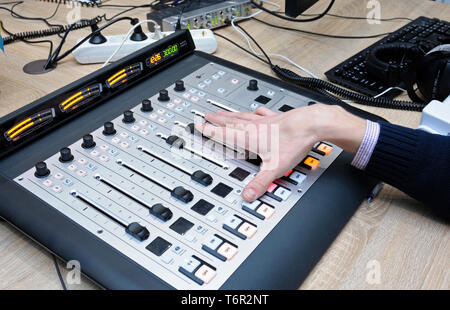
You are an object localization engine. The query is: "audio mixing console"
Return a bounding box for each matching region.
[0,30,383,289]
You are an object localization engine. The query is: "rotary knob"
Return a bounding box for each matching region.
[59,147,74,163]
[174,80,185,92]
[82,134,96,149]
[141,99,153,112]
[122,110,135,123]
[247,79,259,91]
[103,122,116,136]
[158,89,170,101]
[34,161,50,178]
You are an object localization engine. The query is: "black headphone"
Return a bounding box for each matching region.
[366,43,450,102]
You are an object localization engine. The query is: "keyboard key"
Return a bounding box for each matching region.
[289,171,306,184]
[238,222,257,239]
[223,215,242,230]
[202,235,223,251]
[211,182,233,198]
[273,186,291,201]
[256,204,275,219]
[180,257,201,273]
[191,199,214,216]
[194,265,216,284]
[229,167,250,181]
[266,183,277,193]
[314,142,333,156]
[302,156,320,170]
[146,236,172,257]
[170,217,194,235]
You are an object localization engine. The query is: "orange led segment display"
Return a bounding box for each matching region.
[59,84,102,113]
[4,109,54,142]
[106,63,143,89]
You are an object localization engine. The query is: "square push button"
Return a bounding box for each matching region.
[254,95,271,104]
[274,186,291,201]
[180,256,201,274]
[203,235,223,251]
[242,200,264,220]
[289,171,306,184]
[238,222,257,239]
[170,217,194,235]
[279,104,294,112]
[217,243,238,261]
[146,237,172,256]
[314,142,333,156]
[191,199,214,216]
[301,156,320,170]
[211,182,233,198]
[194,265,216,284]
[256,204,275,219]
[223,215,242,230]
[229,167,250,181]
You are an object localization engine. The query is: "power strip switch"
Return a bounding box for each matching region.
[418,95,450,136]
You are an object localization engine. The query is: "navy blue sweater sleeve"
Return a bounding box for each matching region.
[364,122,450,219]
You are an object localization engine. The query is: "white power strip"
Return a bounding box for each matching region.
[72,29,218,64]
[418,95,450,136]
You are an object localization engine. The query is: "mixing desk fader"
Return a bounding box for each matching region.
[0,30,383,289]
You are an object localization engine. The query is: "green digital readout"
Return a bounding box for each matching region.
[146,44,179,68]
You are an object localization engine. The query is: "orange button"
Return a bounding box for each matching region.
[284,170,293,177]
[267,183,278,193]
[238,222,257,239]
[256,204,275,219]
[303,156,320,170]
[217,243,238,261]
[194,265,216,284]
[316,143,333,156]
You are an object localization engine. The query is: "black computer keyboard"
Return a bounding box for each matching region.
[325,17,450,98]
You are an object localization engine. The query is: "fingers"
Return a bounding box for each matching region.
[195,123,250,149]
[242,168,279,202]
[254,106,278,117]
[215,110,262,121]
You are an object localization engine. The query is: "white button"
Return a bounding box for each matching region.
[189,88,197,94]
[174,98,182,104]
[140,129,149,136]
[206,214,217,222]
[109,149,118,156]
[99,145,109,151]
[120,142,130,148]
[191,96,199,103]
[212,74,220,80]
[256,204,275,219]
[167,103,175,109]
[175,106,184,112]
[63,178,73,186]
[231,79,239,84]
[120,132,129,138]
[242,200,261,211]
[150,113,158,119]
[54,173,64,180]
[77,170,87,177]
[139,120,148,126]
[182,101,191,107]
[43,179,53,187]
[129,136,138,142]
[204,79,212,85]
[99,155,109,162]
[87,163,97,171]
[180,257,201,273]
[68,164,77,171]
[195,225,206,234]
[197,91,205,97]
[148,124,157,131]
[194,265,216,284]
[267,90,275,96]
[250,103,259,110]
[52,186,62,193]
[203,235,223,251]
[217,243,238,261]
[238,222,257,239]
[161,253,173,264]
[218,71,226,76]
[158,118,167,123]
[198,83,206,89]
[157,108,165,114]
[183,93,191,99]
[274,186,291,200]
[217,88,226,94]
[215,206,226,214]
[223,215,242,230]
[184,232,197,243]
[171,245,183,255]
[131,125,140,131]
[77,158,88,165]
[165,112,174,119]
[111,137,121,144]
[289,171,306,184]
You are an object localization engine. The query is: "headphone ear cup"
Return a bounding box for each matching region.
[366,43,424,85]
[416,51,450,101]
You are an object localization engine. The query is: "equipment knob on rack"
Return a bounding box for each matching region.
[174,80,185,92]
[141,99,153,112]
[34,161,50,178]
[59,147,74,163]
[247,79,259,91]
[122,110,135,123]
[82,134,96,149]
[158,89,170,101]
[103,122,116,136]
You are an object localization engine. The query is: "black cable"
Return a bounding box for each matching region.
[252,17,392,39]
[250,0,335,22]
[52,254,67,290]
[304,13,413,22]
[214,32,270,65]
[235,23,272,66]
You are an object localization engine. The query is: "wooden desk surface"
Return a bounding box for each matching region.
[0,0,448,290]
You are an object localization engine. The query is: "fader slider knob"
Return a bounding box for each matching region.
[103,122,116,136]
[34,161,50,178]
[158,89,170,101]
[82,134,96,149]
[59,147,74,163]
[122,110,135,123]
[141,99,153,112]
[174,80,185,92]
[247,79,259,91]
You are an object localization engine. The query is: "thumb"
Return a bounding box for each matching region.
[242,169,279,202]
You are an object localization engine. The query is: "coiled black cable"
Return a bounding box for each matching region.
[272,66,427,111]
[2,16,102,45]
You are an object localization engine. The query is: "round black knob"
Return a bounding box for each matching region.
[59,147,74,163]
[103,122,116,135]
[122,110,135,123]
[247,79,259,91]
[174,80,185,92]
[82,134,96,149]
[158,89,170,101]
[141,99,153,112]
[34,161,50,178]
